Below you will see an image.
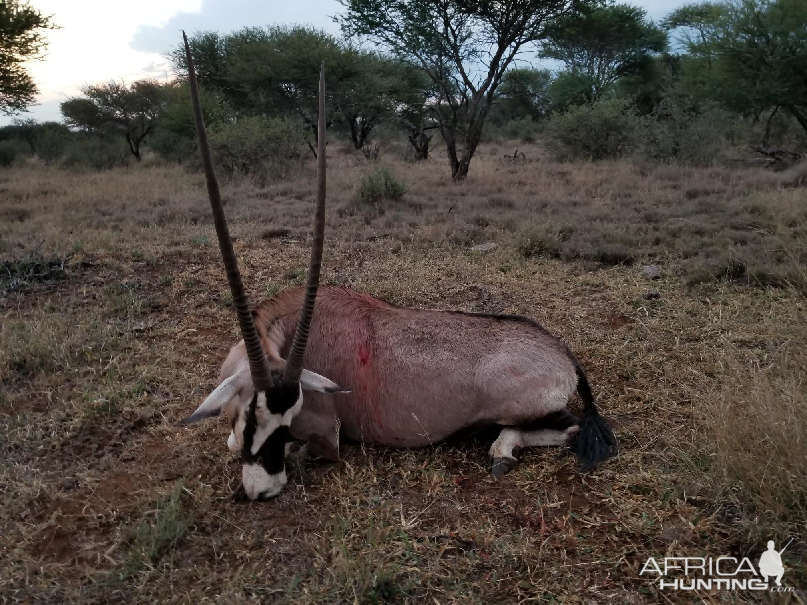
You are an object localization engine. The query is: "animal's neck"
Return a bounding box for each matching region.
[253,289,306,360]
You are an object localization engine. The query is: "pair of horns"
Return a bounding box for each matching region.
[182,31,326,389]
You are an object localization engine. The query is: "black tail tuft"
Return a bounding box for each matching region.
[571,365,617,472]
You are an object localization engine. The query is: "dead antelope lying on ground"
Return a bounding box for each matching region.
[179,34,617,500]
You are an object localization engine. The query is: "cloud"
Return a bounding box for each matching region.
[142,61,172,73]
[140,61,173,81]
[130,0,344,56]
[0,98,65,126]
[639,0,687,19]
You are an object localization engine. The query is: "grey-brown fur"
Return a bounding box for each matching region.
[218,286,616,469]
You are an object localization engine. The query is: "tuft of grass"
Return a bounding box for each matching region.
[327,513,412,604]
[355,166,407,206]
[518,231,561,259]
[109,482,191,584]
[0,315,119,381]
[0,250,69,294]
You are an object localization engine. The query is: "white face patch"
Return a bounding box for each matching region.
[227,431,239,453]
[242,463,287,500]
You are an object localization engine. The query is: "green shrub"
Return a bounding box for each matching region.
[61,137,130,170]
[545,98,642,161]
[547,71,596,113]
[152,81,235,164]
[208,116,306,182]
[355,166,407,206]
[502,118,539,144]
[35,131,68,165]
[0,141,17,168]
[640,100,735,166]
[148,130,196,164]
[0,139,26,168]
[518,230,561,259]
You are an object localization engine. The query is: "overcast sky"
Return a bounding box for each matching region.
[2,0,688,126]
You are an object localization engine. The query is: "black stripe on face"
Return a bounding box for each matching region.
[255,425,290,475]
[240,390,295,476]
[265,380,300,415]
[241,392,260,456]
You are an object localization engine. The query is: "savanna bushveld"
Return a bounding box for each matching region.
[0,0,805,602]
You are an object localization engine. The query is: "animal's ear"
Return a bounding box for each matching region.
[180,374,242,425]
[301,369,350,394]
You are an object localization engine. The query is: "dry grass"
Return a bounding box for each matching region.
[706,301,807,521]
[0,143,805,603]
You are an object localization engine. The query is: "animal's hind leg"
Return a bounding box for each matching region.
[489,412,580,476]
[489,428,522,476]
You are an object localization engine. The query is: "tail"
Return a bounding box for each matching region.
[572,365,617,472]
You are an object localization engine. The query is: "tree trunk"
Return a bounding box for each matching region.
[763,105,780,148]
[349,116,375,150]
[445,135,460,180]
[349,118,363,150]
[126,134,142,161]
[452,118,485,181]
[453,157,469,180]
[406,129,430,160]
[783,105,807,136]
[440,90,494,181]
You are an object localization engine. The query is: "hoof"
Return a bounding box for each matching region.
[565,425,580,445]
[491,456,518,477]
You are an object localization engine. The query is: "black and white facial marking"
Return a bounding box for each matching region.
[232,381,303,500]
[183,365,346,500]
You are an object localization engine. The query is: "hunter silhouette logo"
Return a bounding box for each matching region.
[758,539,791,586]
[640,538,796,592]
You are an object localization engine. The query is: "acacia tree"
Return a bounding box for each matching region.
[61,80,167,160]
[393,65,440,160]
[173,27,412,152]
[0,1,56,115]
[339,0,580,180]
[665,0,807,136]
[539,4,667,100]
[336,50,421,150]
[664,2,727,53]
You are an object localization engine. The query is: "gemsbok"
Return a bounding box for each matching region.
[179,33,617,500]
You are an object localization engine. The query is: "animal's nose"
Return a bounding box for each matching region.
[257,490,279,501]
[233,484,280,501]
[234,482,267,501]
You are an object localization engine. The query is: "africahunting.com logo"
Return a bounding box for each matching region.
[640,539,795,592]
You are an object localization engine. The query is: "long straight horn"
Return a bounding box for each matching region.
[284,63,327,385]
[183,31,273,392]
